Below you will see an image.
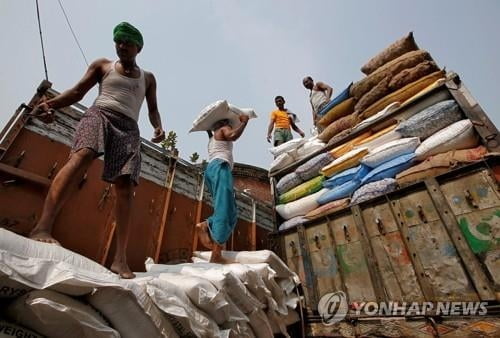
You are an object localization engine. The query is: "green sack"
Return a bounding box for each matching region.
[279,175,325,204]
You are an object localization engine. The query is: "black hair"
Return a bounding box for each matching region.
[275,96,284,101]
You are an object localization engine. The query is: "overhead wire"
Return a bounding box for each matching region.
[35,0,49,80]
[57,0,89,67]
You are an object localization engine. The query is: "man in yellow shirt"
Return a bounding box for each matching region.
[267,96,305,146]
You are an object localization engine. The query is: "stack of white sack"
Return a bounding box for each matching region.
[0,228,178,338]
[190,250,301,336]
[269,136,325,172]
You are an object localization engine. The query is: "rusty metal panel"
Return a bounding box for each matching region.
[329,212,377,302]
[440,169,500,216]
[304,221,343,302]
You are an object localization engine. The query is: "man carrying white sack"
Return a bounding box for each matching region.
[196,115,250,263]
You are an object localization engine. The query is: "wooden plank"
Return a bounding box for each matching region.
[305,221,343,301]
[351,205,386,302]
[388,197,436,301]
[454,208,500,288]
[0,162,51,187]
[297,224,319,309]
[439,169,500,216]
[425,177,496,300]
[0,80,52,160]
[154,158,177,262]
[191,173,204,253]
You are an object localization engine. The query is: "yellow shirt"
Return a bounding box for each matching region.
[270,109,291,129]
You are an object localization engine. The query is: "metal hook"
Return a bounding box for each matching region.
[417,205,427,223]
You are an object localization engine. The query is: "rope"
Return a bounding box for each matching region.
[57,0,89,66]
[35,0,49,80]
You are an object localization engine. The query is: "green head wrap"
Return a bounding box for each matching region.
[113,22,143,48]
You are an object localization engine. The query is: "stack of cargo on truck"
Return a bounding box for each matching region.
[269,33,500,337]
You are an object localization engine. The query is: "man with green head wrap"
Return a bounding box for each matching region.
[30,22,165,279]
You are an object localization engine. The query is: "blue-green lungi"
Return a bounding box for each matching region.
[204,159,238,244]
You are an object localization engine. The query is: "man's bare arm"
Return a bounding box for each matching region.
[267,119,274,142]
[46,58,107,109]
[222,116,249,141]
[317,81,333,99]
[290,119,305,137]
[145,72,165,143]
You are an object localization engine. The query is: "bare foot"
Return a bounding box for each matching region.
[30,230,61,245]
[196,221,214,250]
[110,261,136,279]
[209,244,227,264]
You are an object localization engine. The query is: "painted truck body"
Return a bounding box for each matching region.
[269,73,500,337]
[0,82,273,272]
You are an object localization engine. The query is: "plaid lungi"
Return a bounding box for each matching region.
[72,106,141,185]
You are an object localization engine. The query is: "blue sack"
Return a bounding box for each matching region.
[323,164,371,189]
[361,153,416,185]
[317,179,361,205]
[317,83,352,117]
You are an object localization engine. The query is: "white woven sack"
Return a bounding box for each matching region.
[361,137,420,168]
[0,275,31,299]
[275,188,327,220]
[7,290,120,338]
[87,282,179,338]
[191,250,296,281]
[0,320,44,338]
[221,321,256,338]
[269,152,294,172]
[155,272,246,325]
[190,101,257,132]
[144,278,222,338]
[354,130,402,152]
[295,137,326,160]
[0,229,118,297]
[415,119,478,160]
[269,138,306,157]
[355,102,401,131]
[247,309,274,338]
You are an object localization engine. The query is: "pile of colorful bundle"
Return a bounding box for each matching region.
[351,32,446,120]
[275,152,336,228]
[269,137,326,173]
[308,98,484,209]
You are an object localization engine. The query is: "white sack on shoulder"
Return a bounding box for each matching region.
[190,100,257,132]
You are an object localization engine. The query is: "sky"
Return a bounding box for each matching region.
[1,0,499,169]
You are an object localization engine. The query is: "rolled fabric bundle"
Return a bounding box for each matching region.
[396,100,463,140]
[388,60,439,91]
[317,180,361,205]
[321,147,369,177]
[323,165,371,189]
[361,137,420,168]
[276,172,303,195]
[361,153,416,185]
[396,145,488,185]
[275,189,327,220]
[360,70,446,120]
[329,131,372,158]
[318,98,356,128]
[354,102,401,131]
[305,198,350,220]
[351,178,398,204]
[354,76,391,114]
[352,49,431,99]
[318,112,360,143]
[361,32,419,75]
[279,216,307,232]
[415,119,479,160]
[296,152,335,181]
[279,175,325,204]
